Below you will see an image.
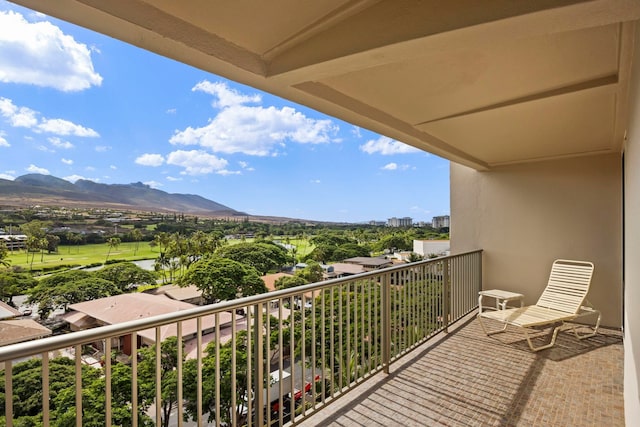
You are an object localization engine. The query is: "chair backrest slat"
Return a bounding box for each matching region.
[535,259,594,313]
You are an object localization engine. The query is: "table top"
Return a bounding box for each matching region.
[479,289,524,299]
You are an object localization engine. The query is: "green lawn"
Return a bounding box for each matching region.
[6,241,159,271]
[4,237,315,273]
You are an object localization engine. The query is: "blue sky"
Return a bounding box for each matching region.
[0,1,449,223]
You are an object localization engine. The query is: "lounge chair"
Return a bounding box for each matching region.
[477,259,601,351]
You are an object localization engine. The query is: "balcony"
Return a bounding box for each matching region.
[298,314,623,427]
[0,250,623,426]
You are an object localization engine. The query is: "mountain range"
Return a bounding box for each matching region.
[0,174,243,216]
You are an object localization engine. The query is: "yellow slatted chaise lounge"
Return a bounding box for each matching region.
[477,259,601,352]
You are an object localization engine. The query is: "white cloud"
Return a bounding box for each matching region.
[61,158,73,165]
[135,153,165,167]
[37,118,99,137]
[37,145,53,152]
[64,174,89,183]
[193,80,261,108]
[171,82,339,156]
[0,134,9,147]
[0,10,102,91]
[360,136,421,155]
[310,179,321,184]
[144,180,163,189]
[238,161,255,171]
[351,126,362,138]
[110,165,117,170]
[217,169,242,176]
[166,150,228,175]
[0,173,15,180]
[166,176,182,182]
[0,97,37,127]
[166,108,177,114]
[95,146,111,152]
[382,162,412,171]
[49,137,74,149]
[0,97,99,137]
[26,164,50,174]
[85,166,95,171]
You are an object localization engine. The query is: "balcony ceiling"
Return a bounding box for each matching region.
[10,0,640,170]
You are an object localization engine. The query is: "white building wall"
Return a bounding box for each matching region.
[623,22,640,426]
[413,240,450,257]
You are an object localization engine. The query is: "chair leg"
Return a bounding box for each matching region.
[569,309,601,340]
[523,326,561,352]
[477,314,508,336]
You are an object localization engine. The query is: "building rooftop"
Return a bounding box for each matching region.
[0,301,21,320]
[0,319,52,347]
[65,293,232,343]
[343,257,394,267]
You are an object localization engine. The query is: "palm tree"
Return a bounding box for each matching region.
[105,237,121,263]
[0,241,10,268]
[131,228,143,256]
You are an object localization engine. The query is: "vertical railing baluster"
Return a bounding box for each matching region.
[5,360,12,427]
[266,304,272,426]
[197,317,203,427]
[367,280,373,373]
[230,312,236,427]
[131,332,138,427]
[289,296,296,423]
[321,289,327,404]
[444,259,450,333]
[278,298,284,427]
[382,272,391,374]
[177,321,183,427]
[75,344,82,427]
[246,302,252,427]
[42,352,50,425]
[254,302,264,427]
[104,338,111,427]
[330,287,335,398]
[215,313,221,427]
[155,328,161,425]
[346,281,351,387]
[360,281,365,378]
[338,284,343,391]
[301,291,307,416]
[311,289,317,409]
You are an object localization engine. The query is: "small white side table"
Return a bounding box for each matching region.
[478,289,524,315]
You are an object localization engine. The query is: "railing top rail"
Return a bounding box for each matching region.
[0,249,482,362]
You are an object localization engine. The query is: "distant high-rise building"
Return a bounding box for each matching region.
[432,215,450,229]
[387,217,413,227]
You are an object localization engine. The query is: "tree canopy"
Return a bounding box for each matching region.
[95,262,157,292]
[215,241,289,275]
[27,270,121,319]
[0,271,36,305]
[295,261,324,284]
[179,257,267,304]
[275,275,307,290]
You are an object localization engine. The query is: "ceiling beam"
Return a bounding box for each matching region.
[267,0,640,84]
[415,74,619,126]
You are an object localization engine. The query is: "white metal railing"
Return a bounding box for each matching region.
[0,250,482,426]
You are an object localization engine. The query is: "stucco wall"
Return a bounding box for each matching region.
[450,154,622,327]
[623,21,640,426]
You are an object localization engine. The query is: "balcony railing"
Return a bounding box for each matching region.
[0,250,482,426]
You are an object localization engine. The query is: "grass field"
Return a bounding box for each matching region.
[6,241,159,271]
[5,237,315,272]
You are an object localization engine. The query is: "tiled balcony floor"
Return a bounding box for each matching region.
[298,313,624,427]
